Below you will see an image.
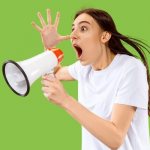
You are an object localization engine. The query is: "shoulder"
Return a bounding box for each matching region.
[118,54,146,73]
[68,60,91,80]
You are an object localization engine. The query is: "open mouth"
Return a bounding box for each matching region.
[73,45,83,58]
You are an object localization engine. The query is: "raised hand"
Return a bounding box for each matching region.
[32,9,70,49]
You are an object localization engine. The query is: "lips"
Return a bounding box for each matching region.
[73,44,83,59]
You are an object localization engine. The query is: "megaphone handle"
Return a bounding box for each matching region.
[44,70,56,78]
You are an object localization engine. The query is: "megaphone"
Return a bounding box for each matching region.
[2,48,63,97]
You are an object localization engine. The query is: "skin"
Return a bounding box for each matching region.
[32,9,136,149]
[71,13,115,70]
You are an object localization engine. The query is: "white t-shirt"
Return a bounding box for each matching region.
[68,54,150,150]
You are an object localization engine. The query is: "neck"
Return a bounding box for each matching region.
[92,47,116,71]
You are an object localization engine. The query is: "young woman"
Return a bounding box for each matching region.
[32,8,150,150]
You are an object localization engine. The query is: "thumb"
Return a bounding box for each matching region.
[59,35,71,41]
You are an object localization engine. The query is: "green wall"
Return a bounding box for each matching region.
[0,0,149,149]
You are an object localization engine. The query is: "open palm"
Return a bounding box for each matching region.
[32,9,70,49]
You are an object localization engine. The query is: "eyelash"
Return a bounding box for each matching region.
[72,26,88,32]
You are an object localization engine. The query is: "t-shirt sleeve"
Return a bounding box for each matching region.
[114,61,149,109]
[67,61,81,80]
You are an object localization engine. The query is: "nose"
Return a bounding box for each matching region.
[70,29,79,41]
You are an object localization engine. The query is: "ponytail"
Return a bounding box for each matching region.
[109,32,150,115]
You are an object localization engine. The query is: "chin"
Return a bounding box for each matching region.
[79,60,90,66]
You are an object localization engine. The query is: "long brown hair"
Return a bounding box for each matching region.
[74,8,150,115]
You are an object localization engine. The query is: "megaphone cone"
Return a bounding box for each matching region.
[2,48,64,97]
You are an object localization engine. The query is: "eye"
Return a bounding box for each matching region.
[80,26,88,32]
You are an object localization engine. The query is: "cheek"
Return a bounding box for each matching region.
[82,34,101,59]
[86,42,101,58]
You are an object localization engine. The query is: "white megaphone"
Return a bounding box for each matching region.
[2,48,64,97]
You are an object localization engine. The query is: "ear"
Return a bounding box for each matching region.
[100,31,111,43]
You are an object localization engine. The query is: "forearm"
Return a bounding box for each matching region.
[55,66,75,81]
[55,66,67,80]
[63,96,123,149]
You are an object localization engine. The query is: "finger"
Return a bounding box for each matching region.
[47,9,51,25]
[42,86,55,94]
[42,74,48,79]
[42,73,56,82]
[42,74,56,82]
[31,21,42,32]
[42,73,54,78]
[37,12,46,27]
[42,73,55,80]
[47,73,55,78]
[42,87,50,93]
[42,74,47,78]
[41,80,50,87]
[59,35,71,41]
[46,75,56,82]
[43,92,49,98]
[54,12,60,29]
[41,35,47,50]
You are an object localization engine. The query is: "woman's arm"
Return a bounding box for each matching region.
[63,96,136,150]
[32,9,74,81]
[54,65,75,81]
[41,75,136,149]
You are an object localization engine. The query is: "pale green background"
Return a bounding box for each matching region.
[0,0,150,150]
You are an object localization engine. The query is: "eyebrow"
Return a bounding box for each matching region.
[72,21,91,27]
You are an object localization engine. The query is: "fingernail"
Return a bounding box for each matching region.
[44,93,49,98]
